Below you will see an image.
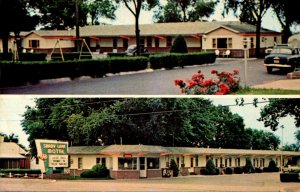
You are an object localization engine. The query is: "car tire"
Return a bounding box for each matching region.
[267,67,273,74]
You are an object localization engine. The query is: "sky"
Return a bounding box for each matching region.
[0,96,298,149]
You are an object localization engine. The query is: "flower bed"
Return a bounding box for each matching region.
[175,70,240,95]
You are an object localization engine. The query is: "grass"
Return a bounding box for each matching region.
[236,87,300,95]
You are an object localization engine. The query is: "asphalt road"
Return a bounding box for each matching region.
[0,58,287,95]
[0,173,300,191]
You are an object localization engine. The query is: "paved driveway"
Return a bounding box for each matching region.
[1,173,300,191]
[0,58,287,95]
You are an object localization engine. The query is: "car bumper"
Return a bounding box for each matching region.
[264,64,292,68]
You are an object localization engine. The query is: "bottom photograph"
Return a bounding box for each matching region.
[0,96,300,191]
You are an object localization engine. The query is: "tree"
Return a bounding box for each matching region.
[154,0,218,23]
[270,0,300,43]
[223,0,272,57]
[120,0,159,55]
[0,0,38,54]
[169,159,179,177]
[259,98,300,131]
[170,35,188,53]
[204,159,217,175]
[27,0,117,29]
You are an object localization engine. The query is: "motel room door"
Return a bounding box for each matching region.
[139,157,146,178]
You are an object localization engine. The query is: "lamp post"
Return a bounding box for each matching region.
[203,35,207,52]
[242,37,249,87]
[281,125,284,172]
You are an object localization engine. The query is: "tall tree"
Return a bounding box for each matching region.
[120,0,159,55]
[259,98,300,131]
[270,0,300,43]
[223,0,272,57]
[0,0,38,54]
[154,0,218,23]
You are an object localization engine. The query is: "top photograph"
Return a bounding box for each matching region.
[0,0,300,95]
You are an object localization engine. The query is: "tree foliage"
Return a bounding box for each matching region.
[154,0,218,23]
[270,0,300,42]
[259,98,300,131]
[22,98,281,157]
[0,0,38,54]
[26,0,118,29]
[223,0,272,57]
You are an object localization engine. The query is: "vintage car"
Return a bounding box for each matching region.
[264,45,300,73]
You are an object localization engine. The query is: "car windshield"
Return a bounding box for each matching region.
[271,48,292,55]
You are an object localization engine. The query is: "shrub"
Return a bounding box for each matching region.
[51,52,92,60]
[243,158,254,173]
[149,52,216,70]
[107,52,127,57]
[255,167,263,173]
[225,167,233,174]
[19,53,47,61]
[0,169,41,174]
[175,69,240,95]
[80,164,109,178]
[280,172,300,182]
[202,159,217,175]
[170,35,188,53]
[234,167,243,174]
[266,159,279,172]
[169,159,179,177]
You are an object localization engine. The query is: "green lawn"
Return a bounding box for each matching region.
[236,88,300,95]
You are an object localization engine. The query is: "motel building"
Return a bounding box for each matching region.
[68,144,300,179]
[1,21,282,58]
[0,136,30,170]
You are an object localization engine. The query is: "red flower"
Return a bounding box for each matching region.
[211,70,218,74]
[174,80,185,87]
[233,70,239,75]
[197,70,201,73]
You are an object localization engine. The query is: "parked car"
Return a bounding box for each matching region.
[264,45,300,74]
[125,45,148,56]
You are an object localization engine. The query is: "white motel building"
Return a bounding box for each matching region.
[68,144,300,179]
[1,21,282,58]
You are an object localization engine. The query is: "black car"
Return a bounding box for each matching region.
[264,45,300,73]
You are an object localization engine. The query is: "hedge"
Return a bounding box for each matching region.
[149,52,216,70]
[0,53,47,61]
[0,57,148,87]
[0,169,41,174]
[51,52,92,60]
[280,172,300,182]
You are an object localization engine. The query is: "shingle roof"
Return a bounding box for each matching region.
[0,142,26,159]
[68,146,106,155]
[79,21,278,37]
[68,145,300,156]
[17,21,279,38]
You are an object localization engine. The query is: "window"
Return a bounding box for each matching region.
[29,40,40,48]
[118,157,137,170]
[250,37,254,48]
[176,157,180,167]
[78,157,83,169]
[147,158,159,169]
[195,156,198,167]
[215,159,218,167]
[190,158,194,168]
[212,38,232,49]
[155,38,160,48]
[220,158,223,167]
[113,38,118,49]
[229,158,232,167]
[181,156,185,167]
[235,158,240,167]
[123,38,128,49]
[212,38,217,48]
[96,158,100,164]
[146,37,152,47]
[140,38,145,48]
[166,36,172,47]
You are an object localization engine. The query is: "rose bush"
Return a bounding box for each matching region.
[175,69,240,95]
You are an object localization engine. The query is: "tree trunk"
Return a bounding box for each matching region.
[135,13,140,56]
[255,16,262,57]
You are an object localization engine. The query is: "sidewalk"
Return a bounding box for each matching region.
[252,79,300,90]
